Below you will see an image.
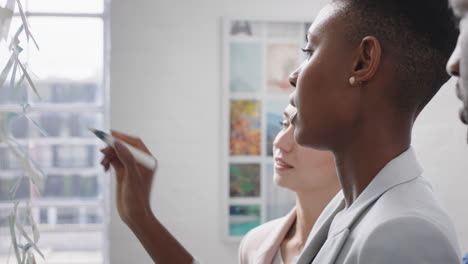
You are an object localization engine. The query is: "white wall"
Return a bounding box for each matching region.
[109,0,468,263]
[413,78,468,251]
[110,0,328,263]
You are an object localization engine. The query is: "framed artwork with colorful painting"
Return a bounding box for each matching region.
[222,18,312,241]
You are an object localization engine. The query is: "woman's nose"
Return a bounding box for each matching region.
[273,129,294,153]
[289,68,299,88]
[447,40,461,77]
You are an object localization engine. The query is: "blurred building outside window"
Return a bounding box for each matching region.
[0,1,109,263]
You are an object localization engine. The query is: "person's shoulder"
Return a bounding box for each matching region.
[357,216,461,264]
[349,176,461,263]
[365,175,459,239]
[240,216,285,250]
[376,176,453,222]
[238,216,288,264]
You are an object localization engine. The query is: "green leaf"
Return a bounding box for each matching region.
[8,214,21,263]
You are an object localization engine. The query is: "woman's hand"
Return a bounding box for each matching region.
[100,130,195,263]
[100,130,156,227]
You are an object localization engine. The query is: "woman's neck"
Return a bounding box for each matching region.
[297,189,338,240]
[284,185,340,252]
[333,115,412,207]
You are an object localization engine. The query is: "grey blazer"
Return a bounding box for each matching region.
[297,147,461,264]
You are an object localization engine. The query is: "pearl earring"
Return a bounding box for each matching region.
[349,76,356,86]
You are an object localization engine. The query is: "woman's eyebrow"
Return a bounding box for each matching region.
[305,32,320,47]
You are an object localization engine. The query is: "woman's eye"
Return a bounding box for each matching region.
[279,120,289,129]
[301,48,313,59]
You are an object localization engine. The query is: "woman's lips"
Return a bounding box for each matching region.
[275,158,294,171]
[289,112,297,126]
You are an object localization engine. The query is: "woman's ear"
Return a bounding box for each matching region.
[351,36,382,84]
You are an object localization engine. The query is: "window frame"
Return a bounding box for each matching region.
[0,0,111,263]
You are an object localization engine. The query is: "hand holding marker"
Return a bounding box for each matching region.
[89,128,158,170]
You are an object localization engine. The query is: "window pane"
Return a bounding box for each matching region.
[28,112,103,138]
[9,115,29,139]
[0,146,27,170]
[0,209,8,227]
[86,207,103,224]
[0,174,30,201]
[39,207,48,224]
[26,0,104,14]
[79,175,99,198]
[43,174,99,199]
[34,81,101,104]
[28,17,103,104]
[57,207,79,224]
[0,207,30,227]
[30,144,98,168]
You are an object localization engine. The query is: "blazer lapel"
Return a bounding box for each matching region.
[326,147,424,237]
[311,228,350,264]
[255,208,297,264]
[298,147,423,264]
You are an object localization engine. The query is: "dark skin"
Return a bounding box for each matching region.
[101,131,193,264]
[289,4,415,206]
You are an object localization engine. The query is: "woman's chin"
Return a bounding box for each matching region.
[273,174,295,190]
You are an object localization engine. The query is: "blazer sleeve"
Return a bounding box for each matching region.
[238,231,252,264]
[357,216,460,264]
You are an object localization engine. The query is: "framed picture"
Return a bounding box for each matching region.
[266,44,299,94]
[230,100,261,155]
[230,163,261,197]
[229,205,261,236]
[230,43,262,93]
[222,18,312,241]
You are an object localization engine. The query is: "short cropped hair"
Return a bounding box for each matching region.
[333,0,459,113]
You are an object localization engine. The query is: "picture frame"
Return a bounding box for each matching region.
[221,17,312,242]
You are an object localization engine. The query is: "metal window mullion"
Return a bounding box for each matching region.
[0,200,102,209]
[14,12,104,18]
[28,104,104,112]
[0,105,105,113]
[0,167,102,176]
[102,0,111,263]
